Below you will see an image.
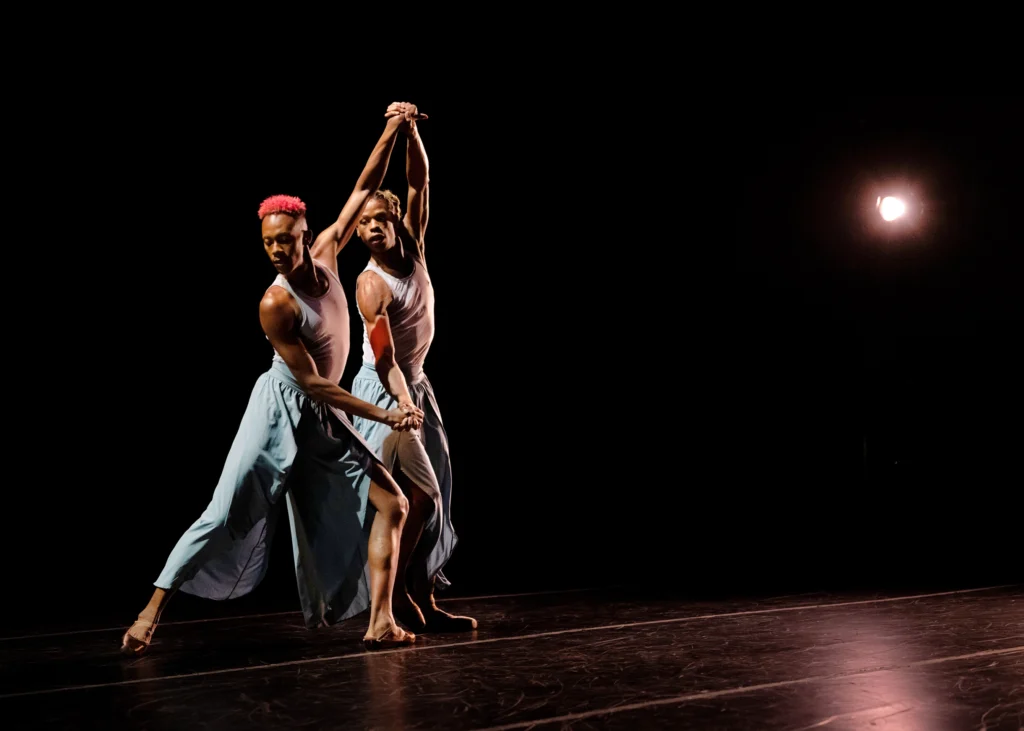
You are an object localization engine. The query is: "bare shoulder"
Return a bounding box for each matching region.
[356,270,391,313]
[311,225,337,257]
[356,269,389,297]
[396,217,425,262]
[310,227,342,276]
[259,285,299,333]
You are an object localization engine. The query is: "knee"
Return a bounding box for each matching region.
[409,482,441,518]
[427,490,442,519]
[424,485,443,518]
[370,463,409,525]
[385,491,409,527]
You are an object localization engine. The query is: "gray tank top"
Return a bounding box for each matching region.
[269,262,350,383]
[359,255,435,384]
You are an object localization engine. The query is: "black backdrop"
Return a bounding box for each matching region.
[5,89,1020,632]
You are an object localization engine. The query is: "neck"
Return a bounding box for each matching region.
[373,242,411,276]
[286,257,324,296]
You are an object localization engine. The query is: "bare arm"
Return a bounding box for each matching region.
[311,114,406,272]
[403,121,429,258]
[259,286,421,428]
[356,271,415,409]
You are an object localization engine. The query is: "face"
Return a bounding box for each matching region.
[357,198,397,254]
[262,213,309,275]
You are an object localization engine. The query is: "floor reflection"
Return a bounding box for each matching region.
[788,604,976,731]
[363,649,411,729]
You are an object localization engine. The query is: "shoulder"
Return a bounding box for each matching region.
[312,256,342,285]
[357,269,389,295]
[259,285,299,331]
[356,270,391,313]
[412,251,429,276]
[310,223,340,259]
[311,244,341,279]
[396,217,425,260]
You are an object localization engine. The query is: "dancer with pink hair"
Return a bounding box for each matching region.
[121,103,425,656]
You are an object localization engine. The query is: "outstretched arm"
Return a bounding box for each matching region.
[403,119,429,258]
[311,112,408,272]
[259,286,422,429]
[356,271,416,412]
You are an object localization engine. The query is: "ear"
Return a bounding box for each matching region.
[302,229,313,247]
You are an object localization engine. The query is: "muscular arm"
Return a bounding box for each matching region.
[402,122,429,259]
[356,271,414,406]
[259,287,397,424]
[311,115,405,272]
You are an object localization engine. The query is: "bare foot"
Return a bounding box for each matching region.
[420,605,477,633]
[363,621,416,650]
[412,591,477,632]
[392,592,427,633]
[120,614,157,657]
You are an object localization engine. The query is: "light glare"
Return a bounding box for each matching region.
[879,196,906,221]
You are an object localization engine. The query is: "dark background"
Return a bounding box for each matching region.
[5,88,1020,632]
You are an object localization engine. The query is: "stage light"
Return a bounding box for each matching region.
[877,196,906,222]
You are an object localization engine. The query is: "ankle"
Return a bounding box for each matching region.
[368,610,395,628]
[411,591,437,610]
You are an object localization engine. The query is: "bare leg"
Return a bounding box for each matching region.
[391,469,476,634]
[411,573,477,633]
[122,461,415,655]
[391,470,433,631]
[363,462,416,649]
[120,587,175,656]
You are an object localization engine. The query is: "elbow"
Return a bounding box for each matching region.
[355,179,378,195]
[296,373,322,399]
[374,353,398,381]
[407,170,428,191]
[374,356,395,376]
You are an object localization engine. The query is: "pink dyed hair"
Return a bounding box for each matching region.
[258,195,307,220]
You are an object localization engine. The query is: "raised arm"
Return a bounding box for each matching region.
[356,270,416,412]
[311,112,407,273]
[402,119,429,258]
[259,286,421,429]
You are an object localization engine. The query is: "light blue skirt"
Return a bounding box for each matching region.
[154,360,381,627]
[351,363,457,588]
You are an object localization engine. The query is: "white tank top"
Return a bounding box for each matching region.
[360,255,435,384]
[269,262,350,383]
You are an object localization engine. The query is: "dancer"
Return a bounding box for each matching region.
[351,104,476,633]
[121,104,425,656]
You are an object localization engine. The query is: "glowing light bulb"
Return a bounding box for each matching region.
[879,196,906,221]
